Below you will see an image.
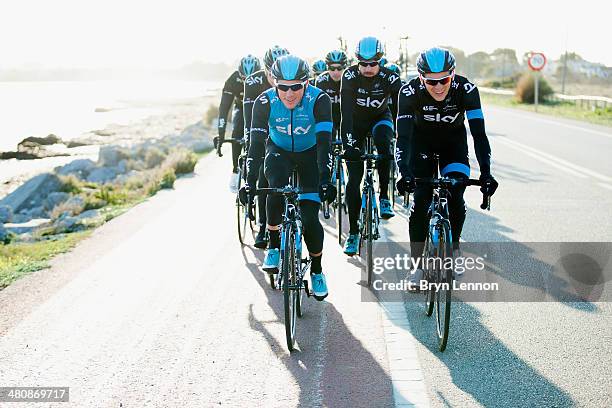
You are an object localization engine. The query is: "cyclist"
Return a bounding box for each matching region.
[214,55,260,192]
[309,59,327,86]
[241,55,336,300]
[243,46,289,248]
[340,36,403,256]
[315,50,348,137]
[395,47,498,282]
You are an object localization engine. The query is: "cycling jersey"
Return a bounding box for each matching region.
[340,64,402,147]
[247,85,333,189]
[218,70,245,139]
[243,70,274,144]
[315,72,341,130]
[395,74,492,178]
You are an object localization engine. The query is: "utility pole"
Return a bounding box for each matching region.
[400,35,410,73]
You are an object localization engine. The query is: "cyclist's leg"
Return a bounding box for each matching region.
[371,111,394,200]
[408,134,435,259]
[345,129,367,235]
[256,165,268,226]
[439,129,470,247]
[231,107,244,173]
[263,143,291,250]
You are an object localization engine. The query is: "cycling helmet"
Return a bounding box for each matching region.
[238,55,261,78]
[386,63,401,76]
[312,60,327,75]
[355,36,384,61]
[271,55,310,81]
[264,46,289,71]
[325,50,348,67]
[379,57,388,67]
[416,47,456,74]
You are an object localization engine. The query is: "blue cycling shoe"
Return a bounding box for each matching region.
[262,248,280,272]
[343,233,360,256]
[379,198,395,219]
[311,272,328,301]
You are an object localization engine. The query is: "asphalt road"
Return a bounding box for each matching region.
[0,106,610,407]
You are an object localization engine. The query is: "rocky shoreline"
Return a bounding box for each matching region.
[0,96,217,244]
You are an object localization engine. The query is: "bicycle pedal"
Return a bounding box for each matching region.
[303,279,311,297]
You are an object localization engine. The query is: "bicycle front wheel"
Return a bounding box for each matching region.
[335,157,344,245]
[366,188,374,286]
[434,220,453,352]
[236,170,248,245]
[282,224,298,351]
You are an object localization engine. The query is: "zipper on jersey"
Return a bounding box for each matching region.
[290,109,294,152]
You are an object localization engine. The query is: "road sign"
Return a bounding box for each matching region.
[528,52,547,71]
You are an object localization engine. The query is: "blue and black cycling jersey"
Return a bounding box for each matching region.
[246,84,333,187]
[395,74,492,178]
[340,64,403,148]
[217,70,245,138]
[243,70,273,145]
[315,72,341,131]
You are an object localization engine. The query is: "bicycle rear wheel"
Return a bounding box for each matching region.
[282,224,298,351]
[236,170,249,245]
[423,236,435,317]
[434,220,453,352]
[335,157,344,245]
[366,188,374,286]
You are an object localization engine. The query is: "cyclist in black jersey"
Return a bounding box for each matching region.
[340,36,403,255]
[309,59,327,86]
[315,50,348,137]
[215,55,260,193]
[243,46,289,249]
[395,47,498,281]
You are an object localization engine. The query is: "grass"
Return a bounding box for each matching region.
[481,93,612,128]
[0,231,92,289]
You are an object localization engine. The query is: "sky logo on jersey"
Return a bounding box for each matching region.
[357,97,384,108]
[246,76,263,86]
[423,113,461,123]
[401,85,415,96]
[330,95,341,103]
[344,70,356,80]
[275,124,312,135]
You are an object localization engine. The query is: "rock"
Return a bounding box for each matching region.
[0,205,12,223]
[56,159,96,178]
[4,218,51,235]
[0,173,62,213]
[53,216,78,233]
[26,206,47,219]
[98,145,129,167]
[86,167,117,184]
[44,192,70,211]
[189,140,212,153]
[18,134,62,148]
[0,151,40,160]
[64,195,85,211]
[11,213,30,224]
[65,140,91,148]
[115,160,129,175]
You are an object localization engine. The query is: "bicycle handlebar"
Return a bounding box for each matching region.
[408,177,492,211]
[340,153,394,161]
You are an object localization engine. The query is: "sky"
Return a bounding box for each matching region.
[1,0,610,70]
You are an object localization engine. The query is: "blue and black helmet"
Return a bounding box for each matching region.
[386,63,401,76]
[355,36,385,61]
[416,47,456,74]
[312,60,327,75]
[264,46,289,71]
[379,57,388,67]
[325,50,348,67]
[238,55,261,78]
[271,55,310,81]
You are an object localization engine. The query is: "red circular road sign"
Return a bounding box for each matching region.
[528,52,547,71]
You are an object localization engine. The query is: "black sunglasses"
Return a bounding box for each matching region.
[358,60,379,68]
[276,81,307,92]
[422,73,453,86]
[328,65,344,71]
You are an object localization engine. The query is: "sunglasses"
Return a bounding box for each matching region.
[328,65,344,71]
[358,60,379,68]
[276,81,307,92]
[422,73,453,86]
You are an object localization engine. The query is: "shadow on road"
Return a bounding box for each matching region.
[240,245,395,408]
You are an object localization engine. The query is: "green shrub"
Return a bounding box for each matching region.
[204,104,219,126]
[165,149,198,175]
[50,198,85,219]
[159,168,176,189]
[95,185,128,205]
[144,147,167,169]
[58,175,83,194]
[515,72,554,103]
